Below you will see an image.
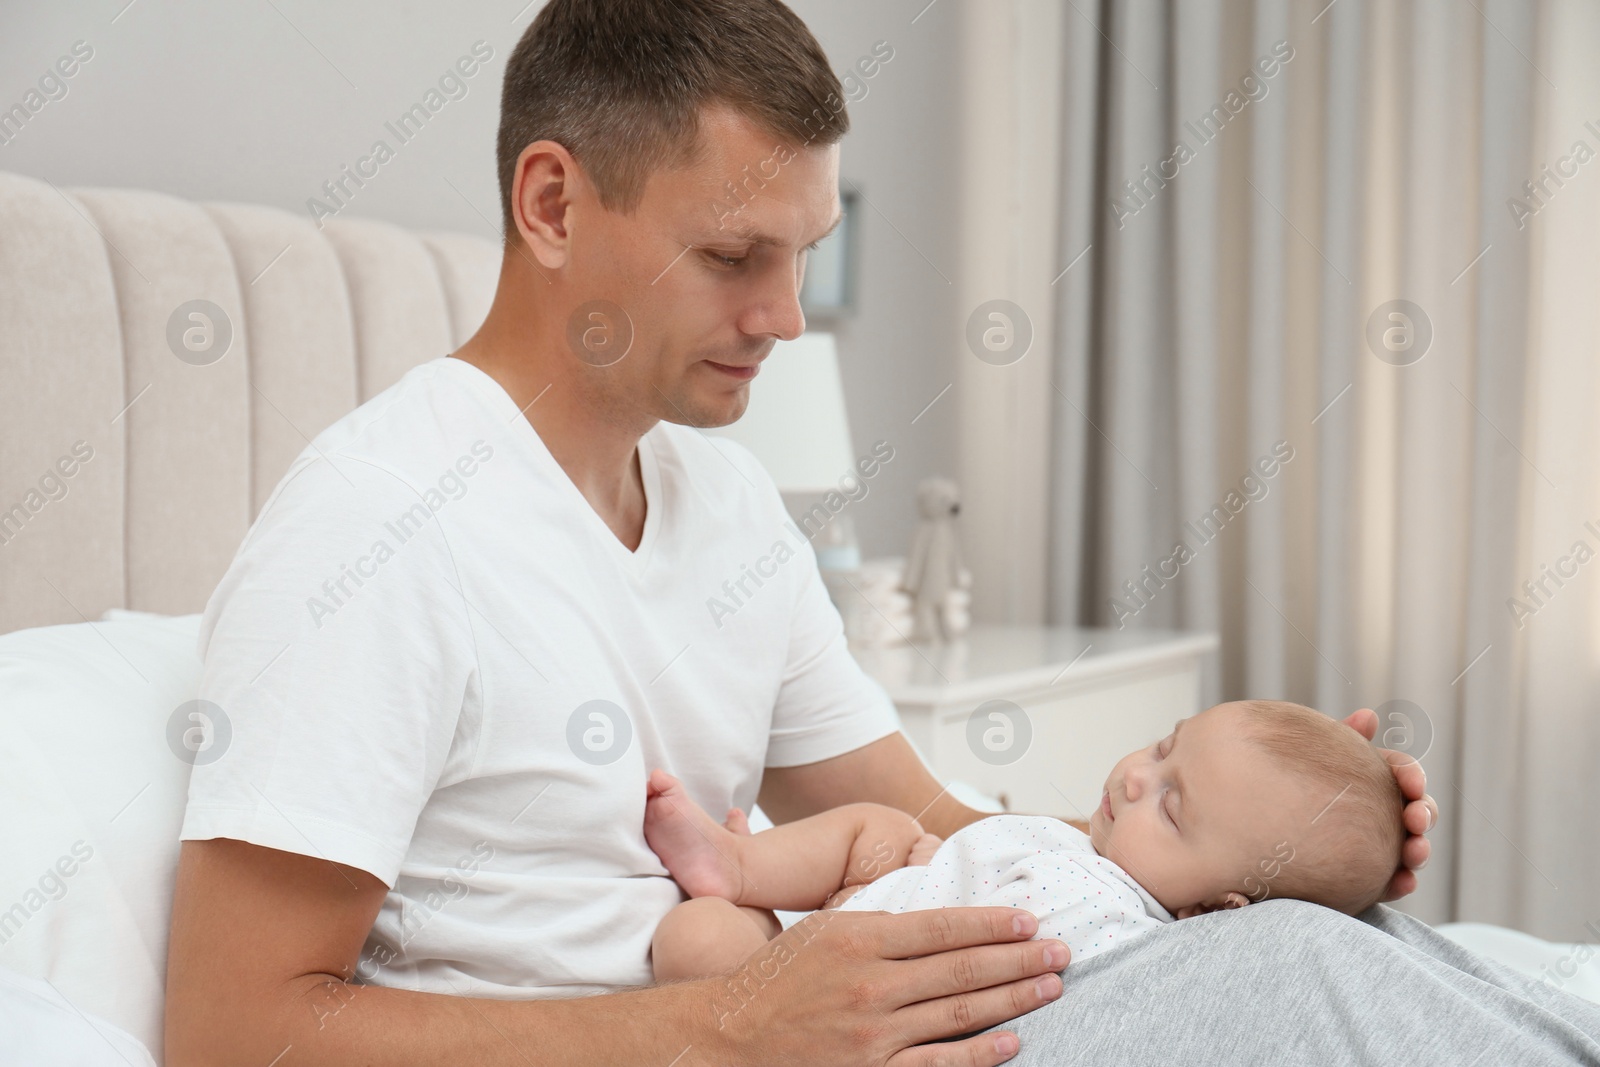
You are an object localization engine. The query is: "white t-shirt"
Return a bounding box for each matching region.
[839,815,1174,963]
[180,356,901,997]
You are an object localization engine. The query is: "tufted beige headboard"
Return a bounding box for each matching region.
[0,170,503,635]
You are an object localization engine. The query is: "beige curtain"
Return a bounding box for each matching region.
[1047,0,1600,938]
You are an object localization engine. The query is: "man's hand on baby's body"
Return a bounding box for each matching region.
[699,906,1066,1067]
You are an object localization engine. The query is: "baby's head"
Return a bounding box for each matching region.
[1087,700,1405,919]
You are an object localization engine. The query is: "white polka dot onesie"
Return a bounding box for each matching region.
[837,814,1173,964]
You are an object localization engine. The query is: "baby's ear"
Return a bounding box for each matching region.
[1175,891,1252,919]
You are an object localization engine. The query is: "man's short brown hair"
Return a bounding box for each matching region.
[496,0,850,238]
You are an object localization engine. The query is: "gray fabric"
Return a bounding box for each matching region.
[989,901,1600,1065]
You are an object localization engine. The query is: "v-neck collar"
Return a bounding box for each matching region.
[445,356,662,575]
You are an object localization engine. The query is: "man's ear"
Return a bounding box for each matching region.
[1174,891,1251,919]
[511,140,578,269]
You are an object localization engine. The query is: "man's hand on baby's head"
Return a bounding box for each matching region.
[1342,707,1438,901]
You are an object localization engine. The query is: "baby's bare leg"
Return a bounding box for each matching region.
[651,898,780,982]
[644,769,930,912]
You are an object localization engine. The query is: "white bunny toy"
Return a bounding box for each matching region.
[901,477,973,643]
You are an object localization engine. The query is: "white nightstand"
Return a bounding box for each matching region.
[850,625,1219,821]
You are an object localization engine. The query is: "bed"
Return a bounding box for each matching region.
[1,170,1595,1064]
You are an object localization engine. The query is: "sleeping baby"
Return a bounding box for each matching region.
[642,699,1406,982]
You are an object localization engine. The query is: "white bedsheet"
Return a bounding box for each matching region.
[1437,921,1600,1004]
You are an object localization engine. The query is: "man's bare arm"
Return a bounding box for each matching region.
[758,732,992,840]
[165,837,1065,1066]
[162,839,716,1066]
[759,732,1094,839]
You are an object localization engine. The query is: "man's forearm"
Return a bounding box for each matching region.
[916,797,1089,840]
[915,790,992,839]
[169,972,724,1067]
[759,733,1087,841]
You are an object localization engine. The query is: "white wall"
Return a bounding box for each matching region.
[0,0,965,566]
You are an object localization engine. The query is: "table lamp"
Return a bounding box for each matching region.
[705,331,855,495]
[704,331,861,571]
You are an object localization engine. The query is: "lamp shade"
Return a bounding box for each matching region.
[705,332,855,494]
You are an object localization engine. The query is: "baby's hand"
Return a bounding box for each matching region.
[908,832,943,867]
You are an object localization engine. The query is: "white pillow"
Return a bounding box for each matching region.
[0,611,205,1063]
[0,966,157,1066]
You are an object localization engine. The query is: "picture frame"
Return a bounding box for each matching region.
[800,186,859,319]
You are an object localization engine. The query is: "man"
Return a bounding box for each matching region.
[163,2,1436,1064]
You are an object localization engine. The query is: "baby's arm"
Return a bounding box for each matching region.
[643,769,936,911]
